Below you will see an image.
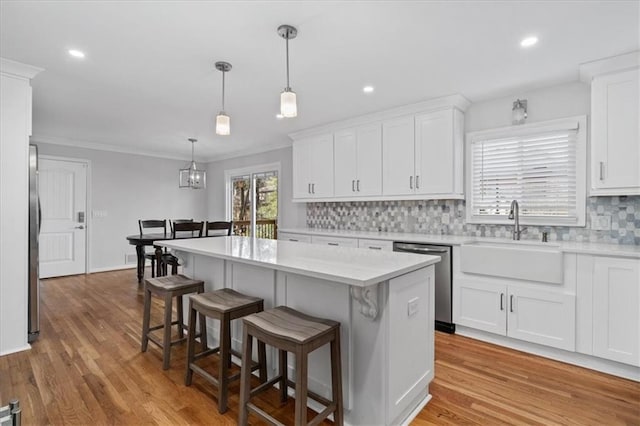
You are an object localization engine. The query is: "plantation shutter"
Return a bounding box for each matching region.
[470,127,579,221]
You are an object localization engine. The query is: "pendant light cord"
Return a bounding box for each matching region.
[285,34,290,89]
[221,70,226,111]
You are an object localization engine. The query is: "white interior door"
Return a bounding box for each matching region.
[39,158,87,278]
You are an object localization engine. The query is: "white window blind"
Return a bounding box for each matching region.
[470,125,581,223]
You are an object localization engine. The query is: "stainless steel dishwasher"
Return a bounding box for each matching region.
[393,242,454,333]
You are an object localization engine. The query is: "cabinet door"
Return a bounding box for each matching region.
[414,109,454,195]
[453,279,506,335]
[382,116,415,196]
[507,287,576,351]
[356,124,382,196]
[292,140,312,199]
[334,129,357,197]
[593,257,640,366]
[591,69,640,193]
[310,134,334,198]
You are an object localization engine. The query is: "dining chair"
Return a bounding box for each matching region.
[205,221,233,237]
[161,221,204,275]
[138,219,167,278]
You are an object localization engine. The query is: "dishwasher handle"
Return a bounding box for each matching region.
[394,244,449,254]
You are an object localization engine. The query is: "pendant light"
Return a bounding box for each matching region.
[179,138,206,189]
[215,61,232,135]
[278,24,298,118]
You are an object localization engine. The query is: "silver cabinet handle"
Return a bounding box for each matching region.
[510,295,514,312]
[288,238,299,242]
[312,183,315,194]
[74,225,85,229]
[352,180,355,192]
[328,242,339,246]
[308,183,311,194]
[599,162,604,181]
[500,293,504,311]
[356,179,360,191]
[368,246,382,250]
[415,175,420,189]
[409,176,413,189]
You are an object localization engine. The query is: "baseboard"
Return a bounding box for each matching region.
[0,344,31,357]
[89,264,137,273]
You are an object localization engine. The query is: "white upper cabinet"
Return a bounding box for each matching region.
[334,124,382,197]
[292,133,334,199]
[581,52,640,195]
[382,116,415,196]
[290,94,469,202]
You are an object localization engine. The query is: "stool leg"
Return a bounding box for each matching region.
[218,315,231,414]
[162,293,173,370]
[294,347,308,426]
[177,295,184,339]
[199,313,208,351]
[238,325,253,426]
[331,329,344,426]
[141,286,152,352]
[258,341,267,383]
[185,300,197,386]
[150,257,155,278]
[279,350,288,403]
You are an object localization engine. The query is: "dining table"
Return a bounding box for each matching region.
[125,232,202,283]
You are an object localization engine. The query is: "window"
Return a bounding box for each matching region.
[225,163,280,239]
[466,116,587,226]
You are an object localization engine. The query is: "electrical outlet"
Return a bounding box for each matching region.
[591,214,611,231]
[407,297,419,317]
[441,213,450,225]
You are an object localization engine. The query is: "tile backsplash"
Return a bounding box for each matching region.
[306,196,640,245]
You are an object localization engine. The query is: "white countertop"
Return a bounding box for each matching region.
[158,236,440,287]
[279,228,640,258]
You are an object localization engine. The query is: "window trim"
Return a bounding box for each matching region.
[465,116,587,227]
[224,162,281,235]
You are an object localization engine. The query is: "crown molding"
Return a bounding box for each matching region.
[579,51,640,82]
[288,93,471,141]
[30,134,195,162]
[0,57,44,80]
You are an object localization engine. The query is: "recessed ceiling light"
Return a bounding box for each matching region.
[276,114,284,119]
[363,86,375,93]
[68,49,85,58]
[520,36,538,48]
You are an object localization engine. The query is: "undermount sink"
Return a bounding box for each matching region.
[460,240,564,284]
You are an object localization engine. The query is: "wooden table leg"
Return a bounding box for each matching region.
[155,245,163,277]
[135,244,144,284]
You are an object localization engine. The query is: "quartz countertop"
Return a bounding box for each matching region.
[279,228,640,258]
[157,236,440,287]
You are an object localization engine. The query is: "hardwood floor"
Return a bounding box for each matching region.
[1,269,638,425]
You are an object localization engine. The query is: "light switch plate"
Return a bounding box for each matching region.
[441,213,450,225]
[407,297,419,317]
[591,214,611,231]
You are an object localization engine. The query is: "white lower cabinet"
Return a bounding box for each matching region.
[454,278,576,351]
[310,235,358,248]
[577,255,640,366]
[278,232,312,243]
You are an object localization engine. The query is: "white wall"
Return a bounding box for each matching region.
[35,143,207,271]
[465,81,590,132]
[206,146,305,229]
[0,59,41,355]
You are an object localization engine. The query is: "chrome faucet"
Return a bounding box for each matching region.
[508,200,527,240]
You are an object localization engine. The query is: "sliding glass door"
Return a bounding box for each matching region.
[228,165,279,239]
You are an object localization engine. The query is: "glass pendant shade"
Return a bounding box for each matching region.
[280,89,297,118]
[216,112,230,135]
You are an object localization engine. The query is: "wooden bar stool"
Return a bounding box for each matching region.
[185,288,267,414]
[238,306,343,426]
[141,274,205,370]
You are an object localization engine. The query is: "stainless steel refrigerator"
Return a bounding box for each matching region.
[28,144,40,342]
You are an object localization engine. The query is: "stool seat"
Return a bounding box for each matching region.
[243,306,339,344]
[191,288,262,314]
[145,274,202,291]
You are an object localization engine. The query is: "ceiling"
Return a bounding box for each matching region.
[1,1,638,162]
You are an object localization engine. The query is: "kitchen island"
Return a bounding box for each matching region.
[157,236,440,426]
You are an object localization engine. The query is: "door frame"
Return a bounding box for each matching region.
[39,155,91,275]
[224,162,281,236]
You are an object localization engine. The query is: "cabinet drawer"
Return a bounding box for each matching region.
[311,235,358,248]
[278,232,311,243]
[357,239,393,251]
